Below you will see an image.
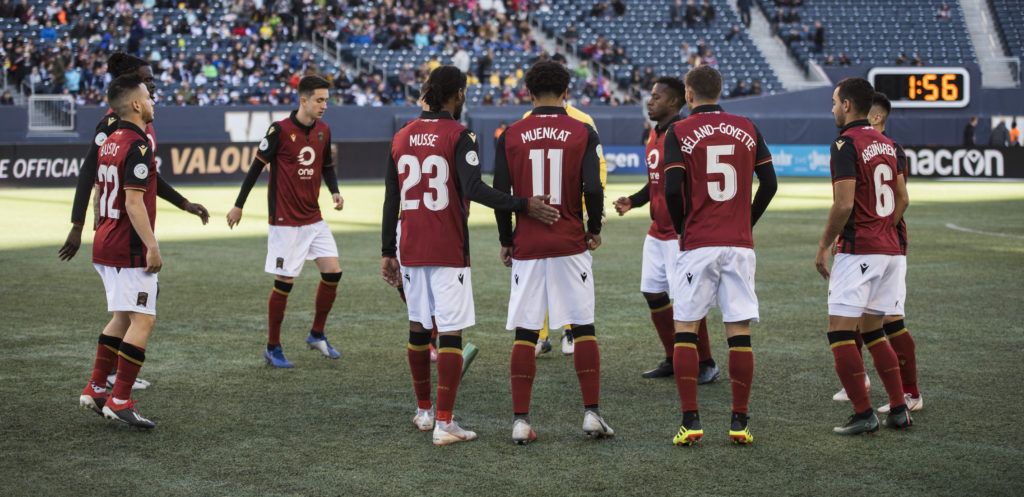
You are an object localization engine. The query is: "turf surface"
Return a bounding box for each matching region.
[1,177,1022,496]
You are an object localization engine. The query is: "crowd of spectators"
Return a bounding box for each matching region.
[667,0,715,29]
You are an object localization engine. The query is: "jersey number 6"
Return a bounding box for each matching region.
[398,154,450,211]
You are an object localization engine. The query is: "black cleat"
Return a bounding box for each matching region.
[102,400,155,429]
[697,360,720,384]
[833,410,879,435]
[642,360,673,378]
[884,404,913,430]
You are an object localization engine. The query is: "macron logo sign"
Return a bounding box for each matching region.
[905,147,1005,177]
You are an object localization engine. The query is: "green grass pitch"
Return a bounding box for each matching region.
[1,177,1022,496]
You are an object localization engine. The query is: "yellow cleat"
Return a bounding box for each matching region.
[729,413,753,445]
[673,424,703,446]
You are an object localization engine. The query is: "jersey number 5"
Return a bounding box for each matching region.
[529,148,563,205]
[398,154,450,211]
[97,164,121,219]
[706,144,737,202]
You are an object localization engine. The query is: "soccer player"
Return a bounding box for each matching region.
[522,83,607,357]
[613,76,718,381]
[76,74,170,428]
[830,92,922,413]
[227,75,344,368]
[494,60,613,444]
[381,65,559,446]
[815,78,913,435]
[61,52,209,391]
[662,66,776,446]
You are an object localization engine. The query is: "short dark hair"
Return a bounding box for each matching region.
[836,77,874,115]
[684,66,722,101]
[654,76,685,106]
[525,60,571,98]
[297,75,330,98]
[108,52,149,78]
[108,74,146,116]
[871,91,891,117]
[422,65,466,112]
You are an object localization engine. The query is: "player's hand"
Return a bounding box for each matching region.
[526,195,560,225]
[613,196,632,216]
[381,256,401,287]
[333,193,344,211]
[500,246,513,267]
[144,246,162,273]
[226,207,243,229]
[814,244,830,280]
[58,224,83,261]
[829,234,840,256]
[586,232,601,251]
[184,201,210,225]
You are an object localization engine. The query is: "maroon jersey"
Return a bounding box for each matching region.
[92,122,157,268]
[493,106,604,260]
[381,111,527,267]
[893,139,909,255]
[644,121,679,241]
[831,120,902,255]
[663,105,773,250]
[255,112,334,226]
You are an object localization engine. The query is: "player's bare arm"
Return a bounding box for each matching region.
[124,189,162,273]
[815,179,855,280]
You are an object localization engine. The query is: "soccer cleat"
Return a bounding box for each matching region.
[461,343,479,379]
[432,419,478,446]
[833,411,879,435]
[729,412,754,445]
[535,338,552,357]
[512,418,537,445]
[673,416,703,446]
[642,360,673,378]
[413,407,435,431]
[697,361,720,385]
[102,399,155,429]
[561,329,574,355]
[106,373,150,391]
[884,405,914,430]
[306,332,340,359]
[582,409,614,438]
[429,344,438,362]
[264,345,294,368]
[832,375,871,401]
[878,393,923,414]
[79,383,107,416]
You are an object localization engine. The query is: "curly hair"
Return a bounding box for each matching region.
[422,65,466,112]
[525,60,570,99]
[108,52,150,78]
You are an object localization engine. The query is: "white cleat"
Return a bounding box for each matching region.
[832,375,871,402]
[582,410,614,438]
[107,374,150,391]
[535,338,552,357]
[878,393,923,414]
[561,329,574,355]
[413,407,435,431]
[512,418,537,445]
[432,419,478,446]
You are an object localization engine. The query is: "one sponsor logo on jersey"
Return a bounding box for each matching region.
[259,138,269,151]
[297,146,317,168]
[646,149,660,169]
[457,273,464,285]
[581,272,588,282]
[686,272,694,284]
[134,163,149,179]
[276,257,284,269]
[136,292,149,306]
[94,132,108,147]
[860,263,869,274]
[466,150,479,166]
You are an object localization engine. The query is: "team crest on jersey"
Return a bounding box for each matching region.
[596,144,603,158]
[317,131,324,142]
[259,138,269,151]
[134,163,149,179]
[466,150,479,166]
[136,292,149,306]
[94,132,107,146]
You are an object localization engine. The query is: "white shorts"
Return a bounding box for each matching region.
[506,251,595,330]
[640,235,678,296]
[828,253,906,317]
[265,220,339,277]
[94,263,158,315]
[402,266,474,332]
[671,246,759,323]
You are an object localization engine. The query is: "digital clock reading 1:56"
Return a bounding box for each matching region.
[867,67,970,108]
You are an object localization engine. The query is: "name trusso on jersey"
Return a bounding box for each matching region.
[410,134,440,148]
[861,141,897,163]
[679,124,755,154]
[521,127,573,143]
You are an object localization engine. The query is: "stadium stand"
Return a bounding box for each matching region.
[987,0,1023,60]
[756,0,977,72]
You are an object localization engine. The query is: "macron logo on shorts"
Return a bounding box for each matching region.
[581,272,588,282]
[860,263,869,274]
[514,274,519,286]
[686,272,694,284]
[404,273,410,282]
[457,273,464,285]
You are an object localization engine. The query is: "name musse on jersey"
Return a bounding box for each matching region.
[860,141,897,164]
[679,123,756,154]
